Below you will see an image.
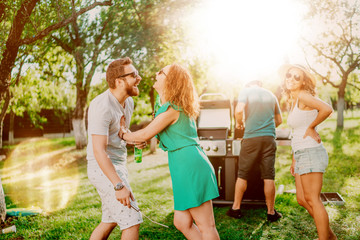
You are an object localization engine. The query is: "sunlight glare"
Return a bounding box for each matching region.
[2,139,80,213]
[185,0,306,84]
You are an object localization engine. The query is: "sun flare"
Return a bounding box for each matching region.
[2,138,80,213]
[185,0,306,85]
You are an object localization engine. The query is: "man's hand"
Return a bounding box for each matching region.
[235,121,244,130]
[303,127,321,143]
[115,186,134,208]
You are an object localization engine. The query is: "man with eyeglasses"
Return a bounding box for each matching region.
[87,57,144,239]
[226,80,283,222]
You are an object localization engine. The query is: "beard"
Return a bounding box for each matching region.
[125,79,139,96]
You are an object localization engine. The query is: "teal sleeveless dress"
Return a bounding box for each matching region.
[155,102,219,211]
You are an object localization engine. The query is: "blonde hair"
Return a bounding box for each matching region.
[163,63,200,119]
[282,67,316,105]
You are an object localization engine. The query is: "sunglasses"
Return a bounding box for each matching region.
[286,72,301,81]
[158,69,167,76]
[118,70,139,79]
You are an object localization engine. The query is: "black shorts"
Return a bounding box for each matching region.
[238,136,276,180]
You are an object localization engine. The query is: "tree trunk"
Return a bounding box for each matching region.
[149,87,154,111]
[0,0,39,97]
[149,137,157,153]
[0,90,10,222]
[0,90,10,149]
[72,87,88,149]
[336,96,345,130]
[336,75,348,130]
[8,111,14,145]
[72,118,87,149]
[0,177,5,223]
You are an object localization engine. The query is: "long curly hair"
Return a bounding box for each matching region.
[281,67,316,105]
[163,63,200,119]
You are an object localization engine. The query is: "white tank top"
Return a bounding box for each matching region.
[287,98,322,152]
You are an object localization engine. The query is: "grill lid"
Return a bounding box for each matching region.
[198,93,232,130]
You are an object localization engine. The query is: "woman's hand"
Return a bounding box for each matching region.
[290,155,296,176]
[119,116,147,148]
[290,162,295,176]
[134,141,147,149]
[119,116,129,139]
[303,127,321,143]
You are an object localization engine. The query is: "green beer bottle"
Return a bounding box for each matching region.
[134,146,142,163]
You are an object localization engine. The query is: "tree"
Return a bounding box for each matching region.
[0,0,111,223]
[51,0,198,148]
[302,0,360,129]
[0,0,111,144]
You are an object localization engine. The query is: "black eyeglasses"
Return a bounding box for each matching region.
[286,72,301,81]
[158,69,167,76]
[117,70,139,79]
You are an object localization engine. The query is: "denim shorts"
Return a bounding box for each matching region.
[294,145,328,175]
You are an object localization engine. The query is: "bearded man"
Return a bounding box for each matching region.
[87,57,144,240]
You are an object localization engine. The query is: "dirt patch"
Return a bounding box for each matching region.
[0,216,17,229]
[0,216,25,239]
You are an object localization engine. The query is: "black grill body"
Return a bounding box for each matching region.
[197,95,265,205]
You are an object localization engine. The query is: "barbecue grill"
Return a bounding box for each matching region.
[197,93,266,205]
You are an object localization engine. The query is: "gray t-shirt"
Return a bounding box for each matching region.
[86,89,134,166]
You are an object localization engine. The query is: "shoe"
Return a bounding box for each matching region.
[226,208,243,219]
[267,209,282,222]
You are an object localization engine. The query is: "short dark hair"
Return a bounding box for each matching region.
[106,57,133,88]
[246,80,262,87]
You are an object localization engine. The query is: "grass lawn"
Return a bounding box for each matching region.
[0,112,359,239]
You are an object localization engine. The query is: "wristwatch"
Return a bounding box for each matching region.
[114,182,125,191]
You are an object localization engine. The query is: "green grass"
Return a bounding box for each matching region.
[0,114,359,239]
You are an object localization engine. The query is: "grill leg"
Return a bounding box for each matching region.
[224,157,236,201]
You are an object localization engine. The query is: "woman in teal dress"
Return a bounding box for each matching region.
[119,63,220,240]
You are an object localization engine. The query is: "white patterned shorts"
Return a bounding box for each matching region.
[87,161,143,230]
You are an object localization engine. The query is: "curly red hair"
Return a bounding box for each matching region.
[163,63,199,119]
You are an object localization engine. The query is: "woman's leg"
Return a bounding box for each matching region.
[301,172,332,240]
[295,173,314,216]
[188,200,220,240]
[295,173,337,240]
[174,209,202,240]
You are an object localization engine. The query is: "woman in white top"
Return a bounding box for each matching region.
[279,64,337,240]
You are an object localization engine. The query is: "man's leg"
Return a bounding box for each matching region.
[232,178,247,210]
[228,138,258,218]
[121,224,140,240]
[226,177,247,219]
[259,137,281,221]
[263,179,275,214]
[90,222,117,240]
